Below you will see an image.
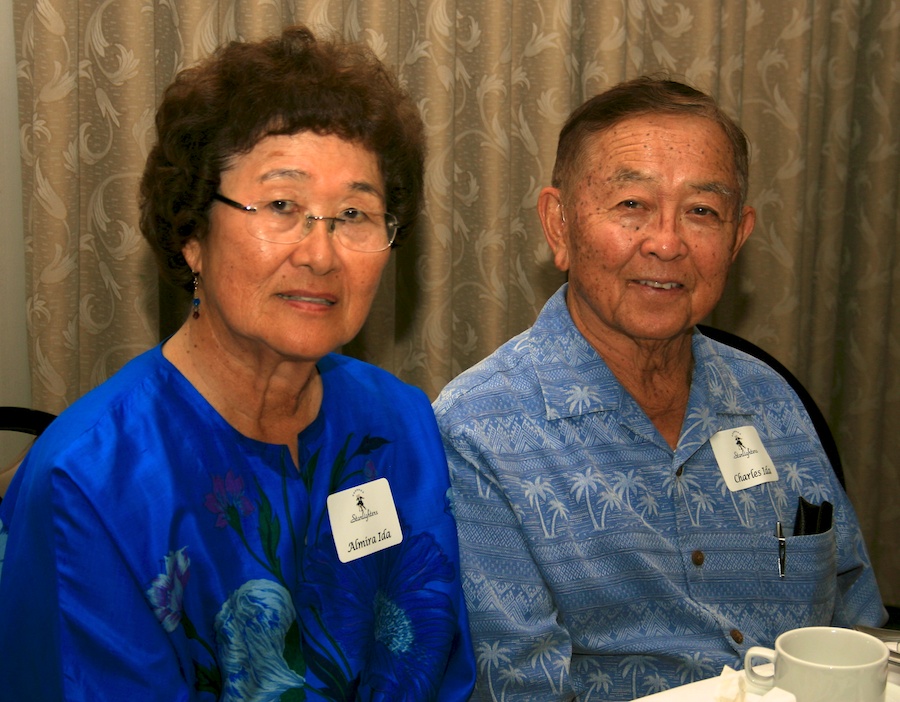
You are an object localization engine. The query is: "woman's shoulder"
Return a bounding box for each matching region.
[318,353,428,405]
[39,345,172,442]
[21,345,195,484]
[315,354,442,446]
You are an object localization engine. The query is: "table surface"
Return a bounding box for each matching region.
[636,665,900,701]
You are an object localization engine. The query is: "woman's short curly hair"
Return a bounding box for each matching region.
[140,25,426,292]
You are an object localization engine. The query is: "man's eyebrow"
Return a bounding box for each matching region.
[610,167,652,185]
[690,180,735,199]
[609,168,735,199]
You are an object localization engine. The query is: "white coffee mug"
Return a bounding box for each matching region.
[744,626,889,702]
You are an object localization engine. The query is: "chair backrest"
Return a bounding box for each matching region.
[0,406,57,502]
[0,407,57,436]
[696,326,845,489]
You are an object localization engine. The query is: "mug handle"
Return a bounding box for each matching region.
[744,646,776,693]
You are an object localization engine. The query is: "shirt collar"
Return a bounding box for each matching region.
[529,284,756,422]
[530,285,626,421]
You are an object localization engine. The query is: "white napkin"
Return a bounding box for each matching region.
[713,666,796,702]
[713,666,745,702]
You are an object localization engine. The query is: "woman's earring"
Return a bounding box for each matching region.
[192,272,201,319]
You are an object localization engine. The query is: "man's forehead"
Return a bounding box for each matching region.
[580,116,739,185]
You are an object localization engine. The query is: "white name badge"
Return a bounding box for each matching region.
[710,425,779,492]
[326,477,403,563]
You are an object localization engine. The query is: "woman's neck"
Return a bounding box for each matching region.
[163,322,323,468]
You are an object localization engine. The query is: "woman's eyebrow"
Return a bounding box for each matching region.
[260,169,381,194]
[260,168,309,182]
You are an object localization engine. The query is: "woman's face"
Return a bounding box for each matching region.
[182,132,391,365]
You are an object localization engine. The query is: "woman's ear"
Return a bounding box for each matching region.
[538,187,571,272]
[182,237,202,274]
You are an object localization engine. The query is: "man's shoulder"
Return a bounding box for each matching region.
[436,284,577,414]
[694,332,801,401]
[433,328,539,419]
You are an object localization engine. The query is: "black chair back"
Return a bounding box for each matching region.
[696,326,845,489]
[0,406,57,503]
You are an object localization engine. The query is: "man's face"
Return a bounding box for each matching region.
[540,113,755,349]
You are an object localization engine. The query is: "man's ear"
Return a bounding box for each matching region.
[731,205,756,261]
[538,187,571,272]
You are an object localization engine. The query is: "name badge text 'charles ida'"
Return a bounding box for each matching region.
[709,426,779,492]
[326,478,403,563]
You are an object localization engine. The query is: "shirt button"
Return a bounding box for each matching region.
[675,465,684,477]
[691,550,705,566]
[730,629,744,644]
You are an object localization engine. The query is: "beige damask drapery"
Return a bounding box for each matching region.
[13,1,899,605]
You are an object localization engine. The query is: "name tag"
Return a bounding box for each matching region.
[710,425,779,492]
[326,477,403,563]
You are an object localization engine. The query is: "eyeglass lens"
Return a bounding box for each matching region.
[215,194,397,252]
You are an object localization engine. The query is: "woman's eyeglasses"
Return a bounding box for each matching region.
[213,193,398,253]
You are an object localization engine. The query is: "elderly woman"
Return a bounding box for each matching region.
[0,26,474,701]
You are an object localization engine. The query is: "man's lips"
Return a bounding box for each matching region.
[634,279,684,291]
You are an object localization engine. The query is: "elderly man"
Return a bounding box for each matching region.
[433,77,886,701]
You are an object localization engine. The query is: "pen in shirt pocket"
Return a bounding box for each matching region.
[776,521,786,578]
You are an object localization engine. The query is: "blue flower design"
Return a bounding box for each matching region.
[146,547,190,632]
[214,579,305,701]
[307,531,457,700]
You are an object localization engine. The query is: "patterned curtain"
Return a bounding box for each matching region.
[13,0,899,606]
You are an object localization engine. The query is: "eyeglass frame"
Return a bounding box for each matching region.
[212,192,399,252]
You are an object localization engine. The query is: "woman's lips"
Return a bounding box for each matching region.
[277,292,336,306]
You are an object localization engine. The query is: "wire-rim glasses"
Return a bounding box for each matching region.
[213,193,398,253]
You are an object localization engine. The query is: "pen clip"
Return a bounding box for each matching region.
[776,521,786,579]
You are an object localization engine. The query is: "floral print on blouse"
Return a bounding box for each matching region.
[0,350,474,701]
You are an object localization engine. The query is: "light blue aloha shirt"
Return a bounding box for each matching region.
[433,284,886,702]
[0,348,475,701]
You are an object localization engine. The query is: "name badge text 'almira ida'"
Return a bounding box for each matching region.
[710,425,779,492]
[327,477,403,563]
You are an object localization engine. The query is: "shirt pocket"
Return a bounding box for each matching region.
[763,528,838,624]
[690,528,840,645]
[686,528,836,609]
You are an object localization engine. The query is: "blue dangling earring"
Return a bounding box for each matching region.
[192,272,201,319]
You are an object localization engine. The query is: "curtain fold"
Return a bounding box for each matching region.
[13,0,899,606]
